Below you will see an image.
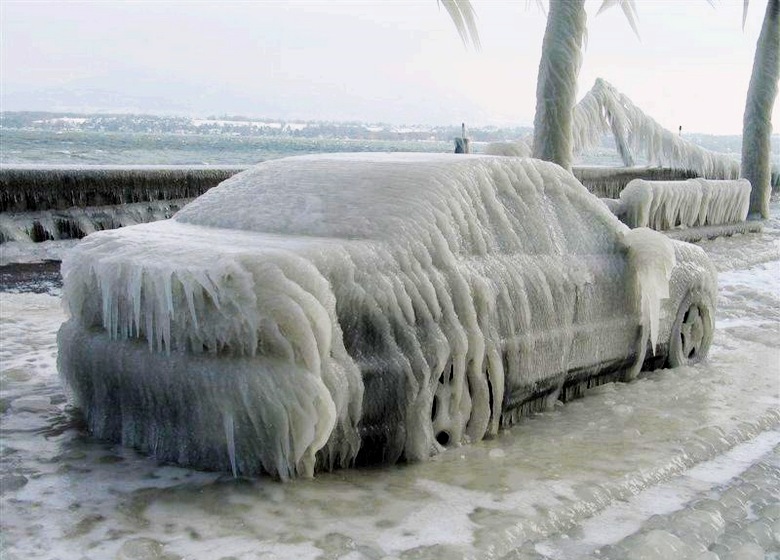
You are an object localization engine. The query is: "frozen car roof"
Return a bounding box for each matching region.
[174,153,625,252]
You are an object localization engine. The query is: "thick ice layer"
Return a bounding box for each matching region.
[483,141,532,158]
[621,228,676,352]
[58,154,711,478]
[618,178,751,230]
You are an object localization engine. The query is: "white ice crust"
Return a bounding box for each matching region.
[58,154,705,478]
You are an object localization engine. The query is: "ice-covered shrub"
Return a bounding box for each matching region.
[618,178,751,230]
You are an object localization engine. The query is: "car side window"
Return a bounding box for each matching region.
[551,190,624,256]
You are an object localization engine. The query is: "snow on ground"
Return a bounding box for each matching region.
[0,198,778,560]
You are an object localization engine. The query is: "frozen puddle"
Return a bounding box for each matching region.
[1,287,778,559]
[536,431,780,558]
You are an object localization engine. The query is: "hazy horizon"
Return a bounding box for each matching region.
[2,1,778,135]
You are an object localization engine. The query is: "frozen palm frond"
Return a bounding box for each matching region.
[597,0,640,38]
[573,79,741,180]
[439,0,481,49]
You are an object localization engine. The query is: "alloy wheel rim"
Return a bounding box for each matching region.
[680,304,705,360]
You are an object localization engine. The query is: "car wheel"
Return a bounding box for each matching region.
[667,290,714,368]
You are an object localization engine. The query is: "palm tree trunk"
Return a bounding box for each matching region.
[742,0,779,219]
[532,0,587,171]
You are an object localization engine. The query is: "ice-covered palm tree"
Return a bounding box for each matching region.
[742,0,779,218]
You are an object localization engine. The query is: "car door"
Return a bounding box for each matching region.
[497,177,638,410]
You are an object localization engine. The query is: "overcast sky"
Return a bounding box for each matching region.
[1,1,777,134]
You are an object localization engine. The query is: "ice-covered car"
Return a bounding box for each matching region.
[58,153,717,479]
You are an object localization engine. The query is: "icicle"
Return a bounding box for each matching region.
[621,227,676,352]
[224,412,238,478]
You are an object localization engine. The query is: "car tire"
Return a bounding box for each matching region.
[667,290,714,368]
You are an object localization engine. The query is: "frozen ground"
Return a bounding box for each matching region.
[0,198,778,559]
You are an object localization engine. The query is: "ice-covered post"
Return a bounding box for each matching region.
[741,0,779,219]
[454,122,471,153]
[532,0,587,172]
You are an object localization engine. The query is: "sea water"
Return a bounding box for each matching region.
[0,129,455,166]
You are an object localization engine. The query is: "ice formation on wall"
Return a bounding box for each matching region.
[573,79,741,180]
[574,167,699,199]
[0,166,239,212]
[0,166,243,243]
[618,178,751,231]
[58,154,711,478]
[0,200,188,243]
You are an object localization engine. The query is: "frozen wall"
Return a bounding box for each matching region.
[573,167,699,199]
[59,154,693,478]
[0,166,241,212]
[0,200,188,243]
[0,166,244,243]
